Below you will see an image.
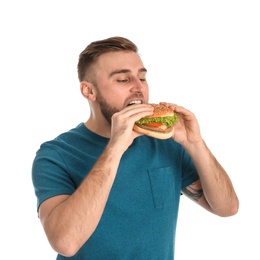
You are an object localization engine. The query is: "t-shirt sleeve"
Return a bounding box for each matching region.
[32,144,76,211]
[181,149,199,189]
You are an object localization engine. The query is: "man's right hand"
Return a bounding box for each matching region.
[108,104,154,152]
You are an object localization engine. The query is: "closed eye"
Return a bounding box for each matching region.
[117,77,146,83]
[117,79,129,83]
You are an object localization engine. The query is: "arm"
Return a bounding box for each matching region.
[39,145,123,257]
[161,102,239,217]
[38,104,154,257]
[182,140,239,217]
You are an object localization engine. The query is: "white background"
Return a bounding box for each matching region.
[1,0,259,259]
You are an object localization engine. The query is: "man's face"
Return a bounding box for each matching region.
[93,51,149,124]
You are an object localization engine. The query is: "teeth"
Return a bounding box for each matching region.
[129,100,142,105]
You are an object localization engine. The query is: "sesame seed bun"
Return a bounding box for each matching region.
[146,104,174,118]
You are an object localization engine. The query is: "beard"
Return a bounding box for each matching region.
[96,91,119,125]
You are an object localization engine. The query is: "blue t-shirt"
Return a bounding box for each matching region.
[32,123,199,260]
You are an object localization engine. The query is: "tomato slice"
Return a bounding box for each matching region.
[144,122,163,127]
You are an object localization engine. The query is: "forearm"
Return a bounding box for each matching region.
[184,140,239,216]
[43,144,124,256]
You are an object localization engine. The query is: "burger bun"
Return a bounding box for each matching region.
[133,124,175,140]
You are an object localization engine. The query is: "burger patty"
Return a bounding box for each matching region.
[135,124,174,133]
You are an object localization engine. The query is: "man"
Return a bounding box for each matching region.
[32,36,239,259]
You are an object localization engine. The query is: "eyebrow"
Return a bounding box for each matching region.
[109,68,147,78]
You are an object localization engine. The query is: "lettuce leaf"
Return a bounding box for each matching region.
[135,114,178,127]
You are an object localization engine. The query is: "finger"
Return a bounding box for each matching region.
[118,104,154,121]
[173,105,192,116]
[159,102,189,115]
[159,102,178,109]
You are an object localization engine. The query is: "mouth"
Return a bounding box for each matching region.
[127,100,142,106]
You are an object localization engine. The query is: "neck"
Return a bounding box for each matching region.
[84,117,111,138]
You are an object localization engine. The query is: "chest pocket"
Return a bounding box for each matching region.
[148,166,180,209]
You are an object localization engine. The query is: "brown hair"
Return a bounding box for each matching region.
[77,36,138,83]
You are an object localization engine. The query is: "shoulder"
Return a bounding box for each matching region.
[36,123,91,151]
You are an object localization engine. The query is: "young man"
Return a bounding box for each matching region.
[32,36,239,259]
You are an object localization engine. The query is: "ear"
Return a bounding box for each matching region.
[80,81,97,102]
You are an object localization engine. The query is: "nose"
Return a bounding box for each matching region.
[130,77,145,93]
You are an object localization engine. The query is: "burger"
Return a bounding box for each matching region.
[133,104,178,139]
